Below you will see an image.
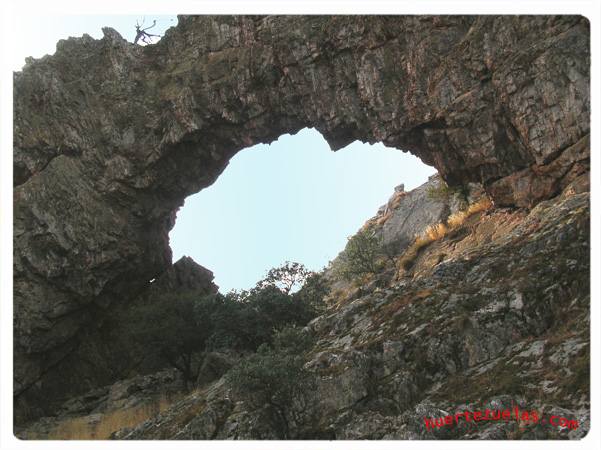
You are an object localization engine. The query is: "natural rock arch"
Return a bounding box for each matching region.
[13,15,589,420]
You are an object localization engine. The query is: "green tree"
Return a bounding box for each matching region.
[243,285,316,343]
[226,327,315,438]
[258,261,311,294]
[127,263,321,390]
[293,271,330,314]
[336,229,383,280]
[128,293,212,390]
[194,292,251,350]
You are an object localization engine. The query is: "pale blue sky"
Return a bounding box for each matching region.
[14,15,436,292]
[170,129,435,292]
[12,15,178,71]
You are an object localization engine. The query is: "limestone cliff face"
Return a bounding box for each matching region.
[13,16,589,421]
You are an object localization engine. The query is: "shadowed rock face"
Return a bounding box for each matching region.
[13,16,589,421]
[13,256,217,423]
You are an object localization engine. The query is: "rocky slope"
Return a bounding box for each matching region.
[117,176,590,440]
[13,15,589,426]
[17,174,590,440]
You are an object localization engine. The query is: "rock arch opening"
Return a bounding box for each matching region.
[12,15,589,424]
[169,128,436,292]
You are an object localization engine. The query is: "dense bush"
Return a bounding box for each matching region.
[225,326,315,438]
[128,262,323,388]
[244,286,316,339]
[335,229,384,280]
[293,271,330,314]
[128,293,213,389]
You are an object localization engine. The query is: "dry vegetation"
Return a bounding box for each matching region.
[325,287,354,309]
[398,197,493,272]
[375,211,392,226]
[425,223,449,241]
[447,197,493,228]
[43,394,179,440]
[389,190,407,209]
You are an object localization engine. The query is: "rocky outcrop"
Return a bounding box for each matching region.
[13,15,589,422]
[149,256,217,294]
[375,175,469,247]
[110,177,589,440]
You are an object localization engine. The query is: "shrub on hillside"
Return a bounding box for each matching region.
[127,263,320,388]
[128,293,213,389]
[335,229,384,281]
[241,285,317,346]
[293,271,330,314]
[225,326,315,438]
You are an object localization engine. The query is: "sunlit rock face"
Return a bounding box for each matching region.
[13,15,589,422]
